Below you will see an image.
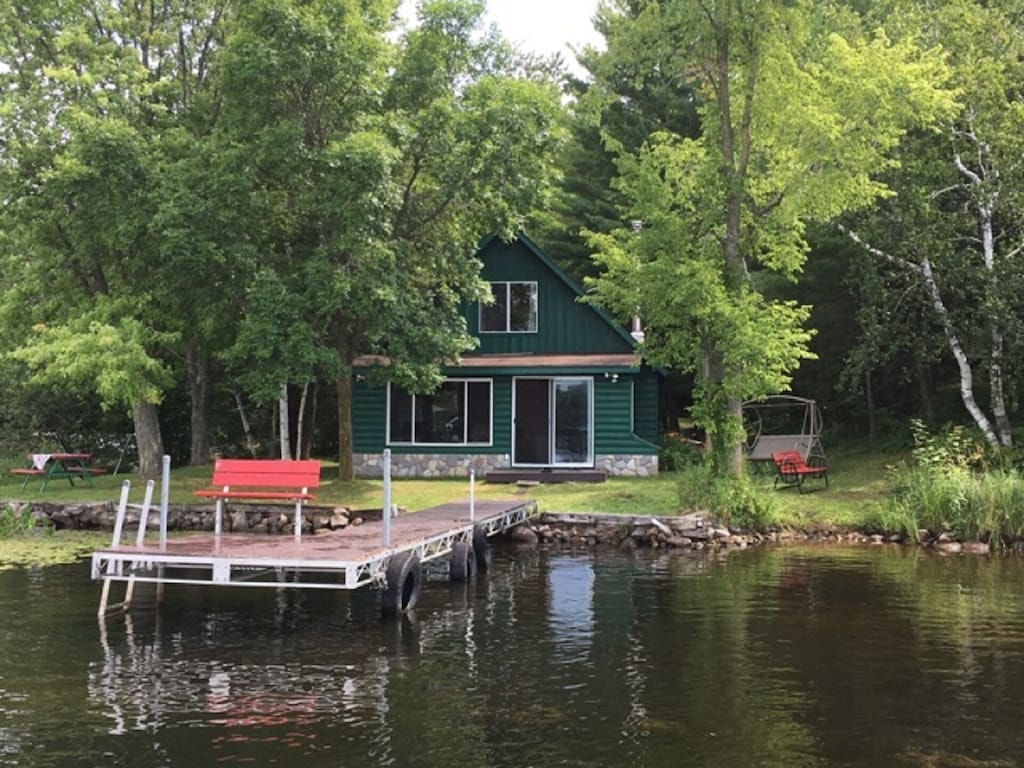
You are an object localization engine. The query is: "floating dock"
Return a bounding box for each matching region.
[91,453,537,615]
[92,499,534,591]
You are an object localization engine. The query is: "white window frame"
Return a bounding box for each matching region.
[386,378,494,447]
[511,376,594,468]
[479,281,538,334]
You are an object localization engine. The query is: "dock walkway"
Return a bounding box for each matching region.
[92,499,536,610]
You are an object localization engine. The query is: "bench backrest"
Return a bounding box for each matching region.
[771,450,806,469]
[210,458,321,489]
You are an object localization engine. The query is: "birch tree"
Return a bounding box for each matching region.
[586,0,956,474]
[842,0,1024,447]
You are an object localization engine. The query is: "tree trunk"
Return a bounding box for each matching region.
[132,401,165,478]
[337,374,354,480]
[990,330,1013,446]
[296,382,310,461]
[914,357,934,424]
[187,345,212,466]
[300,383,318,459]
[864,367,876,438]
[234,391,259,457]
[278,384,292,460]
[919,259,1000,445]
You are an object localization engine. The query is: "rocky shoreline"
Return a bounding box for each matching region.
[4,500,1000,554]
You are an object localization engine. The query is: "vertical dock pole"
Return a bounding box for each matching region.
[159,455,170,550]
[382,449,392,548]
[157,454,170,605]
[469,468,476,523]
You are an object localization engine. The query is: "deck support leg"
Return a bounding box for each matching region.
[98,578,112,617]
[294,499,302,543]
[215,497,224,535]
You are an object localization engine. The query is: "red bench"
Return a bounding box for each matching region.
[770,450,829,493]
[194,458,321,541]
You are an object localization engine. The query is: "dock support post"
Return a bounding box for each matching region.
[469,469,476,523]
[159,455,170,550]
[382,449,392,548]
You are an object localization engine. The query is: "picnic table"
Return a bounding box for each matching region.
[10,452,104,492]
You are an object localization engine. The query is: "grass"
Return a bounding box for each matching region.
[0,444,904,528]
[0,446,912,570]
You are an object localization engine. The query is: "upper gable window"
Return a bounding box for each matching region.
[480,282,537,333]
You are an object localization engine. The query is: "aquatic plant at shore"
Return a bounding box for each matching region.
[880,422,1024,547]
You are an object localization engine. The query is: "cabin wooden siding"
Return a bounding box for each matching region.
[469,236,635,355]
[593,377,659,455]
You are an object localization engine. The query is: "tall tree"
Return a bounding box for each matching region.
[586,0,956,473]
[0,0,229,475]
[216,0,565,478]
[841,0,1024,447]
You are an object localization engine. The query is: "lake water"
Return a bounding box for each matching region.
[2,543,1024,767]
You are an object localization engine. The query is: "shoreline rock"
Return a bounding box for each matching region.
[3,501,1006,554]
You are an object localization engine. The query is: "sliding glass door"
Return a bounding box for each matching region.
[513,377,593,467]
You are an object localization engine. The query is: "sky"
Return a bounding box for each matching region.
[484,0,602,63]
[399,0,603,66]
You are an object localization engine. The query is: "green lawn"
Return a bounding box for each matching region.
[1,445,905,528]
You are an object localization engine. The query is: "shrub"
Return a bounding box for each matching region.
[659,433,703,471]
[677,464,777,530]
[883,421,1024,546]
[0,504,39,537]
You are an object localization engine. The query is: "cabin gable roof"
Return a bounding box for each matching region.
[469,233,637,357]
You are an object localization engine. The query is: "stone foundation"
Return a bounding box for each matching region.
[353,452,512,478]
[353,452,658,478]
[596,454,659,477]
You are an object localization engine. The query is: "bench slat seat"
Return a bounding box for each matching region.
[10,468,46,476]
[771,450,829,494]
[194,458,321,541]
[197,490,316,501]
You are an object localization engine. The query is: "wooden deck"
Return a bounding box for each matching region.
[91,499,536,595]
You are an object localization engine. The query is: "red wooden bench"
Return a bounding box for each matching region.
[770,450,829,493]
[194,459,321,541]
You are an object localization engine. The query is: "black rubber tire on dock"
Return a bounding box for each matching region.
[382,553,423,615]
[472,524,492,572]
[449,541,477,583]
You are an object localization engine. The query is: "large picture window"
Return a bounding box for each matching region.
[388,379,492,445]
[480,282,537,333]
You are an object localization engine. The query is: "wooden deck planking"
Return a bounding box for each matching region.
[95,499,530,565]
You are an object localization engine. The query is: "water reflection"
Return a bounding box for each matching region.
[547,556,594,656]
[5,547,1024,766]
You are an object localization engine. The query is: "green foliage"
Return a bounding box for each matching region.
[908,418,985,470]
[883,421,1024,545]
[658,433,703,472]
[585,0,957,473]
[10,314,175,410]
[0,504,45,537]
[676,464,778,531]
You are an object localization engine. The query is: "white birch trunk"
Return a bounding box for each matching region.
[296,382,310,460]
[919,259,1000,446]
[233,391,259,458]
[840,225,1002,446]
[278,384,292,460]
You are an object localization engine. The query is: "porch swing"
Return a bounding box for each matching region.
[742,395,827,466]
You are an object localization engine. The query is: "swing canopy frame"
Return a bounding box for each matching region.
[742,395,827,465]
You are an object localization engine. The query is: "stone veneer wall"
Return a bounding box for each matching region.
[596,454,659,477]
[353,452,659,478]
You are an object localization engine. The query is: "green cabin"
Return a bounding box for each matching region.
[351,234,661,478]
